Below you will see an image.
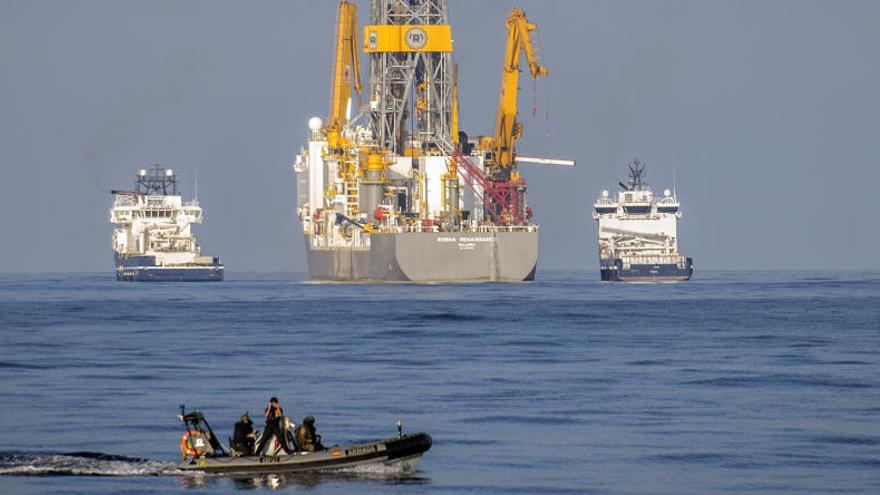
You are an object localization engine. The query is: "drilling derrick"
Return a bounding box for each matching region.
[365,0,454,154]
[292,1,560,282]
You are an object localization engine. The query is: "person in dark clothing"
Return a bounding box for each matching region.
[294,415,324,452]
[231,413,255,455]
[256,397,290,455]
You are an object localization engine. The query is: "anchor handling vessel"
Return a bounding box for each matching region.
[293,1,562,282]
[592,160,694,282]
[110,165,223,282]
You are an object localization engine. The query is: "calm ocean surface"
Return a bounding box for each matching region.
[0,270,878,494]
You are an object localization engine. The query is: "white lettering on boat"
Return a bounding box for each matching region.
[346,444,384,456]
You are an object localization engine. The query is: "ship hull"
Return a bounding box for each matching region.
[305,231,538,282]
[115,254,224,282]
[600,257,693,282]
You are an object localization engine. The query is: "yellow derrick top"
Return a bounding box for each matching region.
[363,25,453,53]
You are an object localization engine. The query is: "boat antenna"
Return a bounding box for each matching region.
[194,167,199,202]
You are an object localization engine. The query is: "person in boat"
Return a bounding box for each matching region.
[256,396,291,455]
[294,415,324,452]
[231,412,256,455]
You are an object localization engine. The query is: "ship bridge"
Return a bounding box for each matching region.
[110,165,212,267]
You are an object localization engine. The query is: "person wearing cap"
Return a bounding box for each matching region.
[256,397,290,454]
[231,412,255,455]
[294,415,324,452]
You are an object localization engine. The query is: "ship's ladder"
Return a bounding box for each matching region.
[343,176,359,217]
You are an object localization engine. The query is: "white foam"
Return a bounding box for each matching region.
[0,453,179,477]
[334,456,421,476]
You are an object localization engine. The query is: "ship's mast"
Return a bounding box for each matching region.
[627,159,647,191]
[136,164,178,196]
[366,0,454,154]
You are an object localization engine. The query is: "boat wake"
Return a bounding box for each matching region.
[333,456,422,476]
[0,451,180,477]
[0,451,425,482]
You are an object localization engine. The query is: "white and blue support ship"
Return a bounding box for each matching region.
[110,165,223,282]
[592,160,693,282]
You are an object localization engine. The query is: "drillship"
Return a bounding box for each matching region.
[293,1,567,282]
[110,165,223,282]
[592,160,694,282]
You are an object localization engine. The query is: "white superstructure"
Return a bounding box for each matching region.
[592,160,687,267]
[110,166,215,267]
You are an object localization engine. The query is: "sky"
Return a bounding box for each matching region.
[1,0,878,273]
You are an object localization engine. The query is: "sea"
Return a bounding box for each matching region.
[0,270,878,494]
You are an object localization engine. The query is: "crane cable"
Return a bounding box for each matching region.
[544,72,551,142]
[533,28,552,145]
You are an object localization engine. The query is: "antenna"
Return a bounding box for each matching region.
[628,159,646,190]
[194,167,199,202]
[673,168,677,199]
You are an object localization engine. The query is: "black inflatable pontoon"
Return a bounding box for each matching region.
[176,407,431,474]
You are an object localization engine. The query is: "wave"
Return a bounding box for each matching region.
[329,456,429,482]
[0,451,179,477]
[683,373,874,389]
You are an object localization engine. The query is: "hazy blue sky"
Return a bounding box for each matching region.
[1,0,878,273]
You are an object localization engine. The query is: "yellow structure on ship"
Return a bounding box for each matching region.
[293,1,569,282]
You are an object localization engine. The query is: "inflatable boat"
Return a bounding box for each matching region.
[176,407,431,474]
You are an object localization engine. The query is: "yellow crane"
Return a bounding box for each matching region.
[486,8,547,171]
[326,0,362,152]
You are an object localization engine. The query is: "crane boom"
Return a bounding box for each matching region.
[491,8,547,169]
[327,0,362,150]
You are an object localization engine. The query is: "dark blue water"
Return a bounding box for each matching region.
[1,271,878,494]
